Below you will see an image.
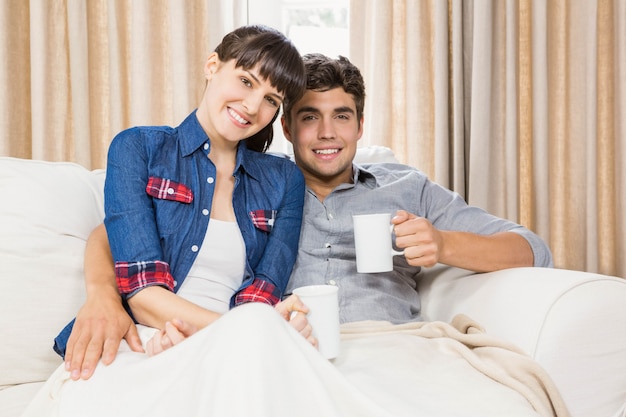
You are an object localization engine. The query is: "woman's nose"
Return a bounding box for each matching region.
[242,92,264,115]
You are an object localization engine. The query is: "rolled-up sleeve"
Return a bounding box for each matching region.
[419,172,553,268]
[104,128,173,299]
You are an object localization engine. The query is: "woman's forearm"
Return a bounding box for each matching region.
[128,286,221,330]
[84,224,120,301]
[87,224,220,331]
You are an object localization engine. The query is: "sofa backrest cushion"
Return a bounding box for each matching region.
[0,157,105,388]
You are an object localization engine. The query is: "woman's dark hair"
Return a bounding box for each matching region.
[214,25,306,152]
[283,53,366,124]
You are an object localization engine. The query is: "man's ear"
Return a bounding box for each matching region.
[281,115,293,144]
[356,116,365,142]
[204,52,220,81]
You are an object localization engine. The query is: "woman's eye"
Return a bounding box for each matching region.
[240,77,252,87]
[266,97,278,107]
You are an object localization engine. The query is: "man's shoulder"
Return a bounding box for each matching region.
[359,162,426,182]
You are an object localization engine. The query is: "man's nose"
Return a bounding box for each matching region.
[318,118,336,139]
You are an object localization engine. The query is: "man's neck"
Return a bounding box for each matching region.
[304,167,355,203]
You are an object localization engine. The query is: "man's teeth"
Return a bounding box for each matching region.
[229,109,249,124]
[315,149,339,155]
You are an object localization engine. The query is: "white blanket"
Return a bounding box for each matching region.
[21,303,569,417]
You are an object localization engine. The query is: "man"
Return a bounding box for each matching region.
[280,54,551,324]
[63,53,552,380]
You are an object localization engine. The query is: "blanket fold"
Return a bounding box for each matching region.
[340,315,570,417]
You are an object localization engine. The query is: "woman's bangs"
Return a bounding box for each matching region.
[235,39,305,102]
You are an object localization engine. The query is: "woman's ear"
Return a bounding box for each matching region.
[204,52,220,81]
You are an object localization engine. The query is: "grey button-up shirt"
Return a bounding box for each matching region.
[287,162,553,324]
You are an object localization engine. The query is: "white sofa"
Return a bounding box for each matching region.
[1,152,625,417]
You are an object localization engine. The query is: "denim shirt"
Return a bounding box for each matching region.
[53,111,304,357]
[287,163,553,324]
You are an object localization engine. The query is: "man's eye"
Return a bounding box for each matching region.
[302,115,317,121]
[337,114,350,120]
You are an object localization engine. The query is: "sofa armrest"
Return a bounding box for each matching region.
[418,265,626,417]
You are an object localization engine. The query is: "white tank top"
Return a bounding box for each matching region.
[177,219,246,314]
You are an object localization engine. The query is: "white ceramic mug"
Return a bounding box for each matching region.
[292,285,340,359]
[352,213,405,273]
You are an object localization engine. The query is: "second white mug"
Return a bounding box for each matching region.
[352,213,404,273]
[292,285,340,359]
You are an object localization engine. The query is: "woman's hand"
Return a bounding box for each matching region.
[275,295,318,349]
[146,319,198,356]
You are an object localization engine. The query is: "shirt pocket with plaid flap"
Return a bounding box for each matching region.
[146,176,194,235]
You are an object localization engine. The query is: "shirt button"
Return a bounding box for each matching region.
[327,280,337,286]
[207,177,215,184]
[173,280,178,287]
[324,243,331,248]
[167,187,174,195]
[203,143,209,150]
[202,209,209,216]
[191,245,199,252]
[328,213,334,219]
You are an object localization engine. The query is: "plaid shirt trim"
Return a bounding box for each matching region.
[249,209,277,232]
[234,278,280,306]
[115,260,175,296]
[146,177,193,204]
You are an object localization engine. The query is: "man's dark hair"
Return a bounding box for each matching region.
[284,53,366,123]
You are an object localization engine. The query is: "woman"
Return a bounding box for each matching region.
[22,25,333,417]
[101,23,310,354]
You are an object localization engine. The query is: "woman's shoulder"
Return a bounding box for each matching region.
[243,149,304,185]
[108,124,180,157]
[112,124,177,143]
[246,149,298,169]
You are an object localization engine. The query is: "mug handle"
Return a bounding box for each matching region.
[390,224,405,256]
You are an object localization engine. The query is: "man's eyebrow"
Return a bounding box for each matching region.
[296,106,355,115]
[333,106,355,114]
[296,106,320,115]
[245,69,284,101]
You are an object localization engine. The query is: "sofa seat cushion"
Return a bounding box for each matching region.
[0,383,44,417]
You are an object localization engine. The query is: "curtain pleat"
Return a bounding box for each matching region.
[448,0,466,196]
[0,0,32,158]
[518,0,535,233]
[596,0,617,273]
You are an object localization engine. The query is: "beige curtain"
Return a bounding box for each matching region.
[2,0,624,277]
[0,0,247,168]
[351,0,625,278]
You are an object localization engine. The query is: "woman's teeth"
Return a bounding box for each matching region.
[229,109,249,125]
